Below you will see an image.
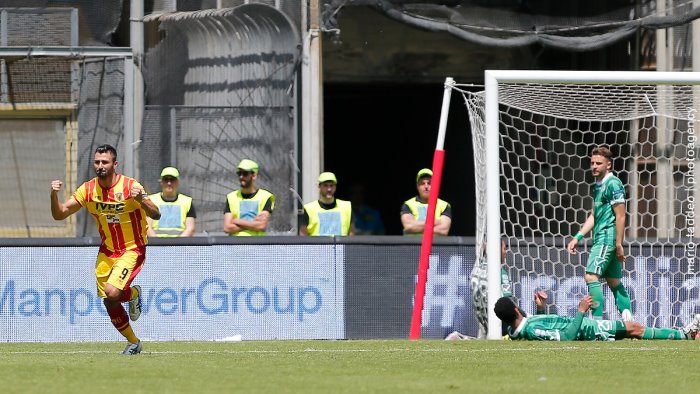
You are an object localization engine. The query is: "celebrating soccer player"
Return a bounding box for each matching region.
[50,144,160,355]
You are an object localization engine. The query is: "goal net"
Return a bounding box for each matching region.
[458,71,700,339]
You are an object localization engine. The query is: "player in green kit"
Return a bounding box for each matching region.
[495,294,700,341]
[567,146,633,321]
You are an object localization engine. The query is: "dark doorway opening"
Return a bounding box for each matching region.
[324,83,476,236]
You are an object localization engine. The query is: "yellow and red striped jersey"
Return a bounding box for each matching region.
[73,174,149,253]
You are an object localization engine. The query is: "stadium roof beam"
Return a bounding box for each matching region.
[0,47,133,58]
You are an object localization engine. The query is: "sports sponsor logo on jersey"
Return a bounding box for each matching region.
[611,189,625,203]
[95,201,125,214]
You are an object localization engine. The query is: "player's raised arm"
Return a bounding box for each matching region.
[50,180,81,220]
[131,185,161,220]
[558,295,592,340]
[534,290,548,314]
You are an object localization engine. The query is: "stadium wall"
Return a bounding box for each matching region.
[1,237,698,341]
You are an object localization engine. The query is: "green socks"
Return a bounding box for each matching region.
[610,282,631,313]
[586,281,605,319]
[586,281,632,319]
[642,328,686,340]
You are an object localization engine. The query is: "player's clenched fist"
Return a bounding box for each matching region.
[50,180,63,192]
[130,185,144,202]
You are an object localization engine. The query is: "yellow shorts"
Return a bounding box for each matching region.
[95,248,145,298]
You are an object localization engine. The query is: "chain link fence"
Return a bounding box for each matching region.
[1,3,300,237]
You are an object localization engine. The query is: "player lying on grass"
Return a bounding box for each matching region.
[495,292,700,341]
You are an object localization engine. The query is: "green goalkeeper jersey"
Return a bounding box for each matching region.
[508,312,625,341]
[591,173,625,245]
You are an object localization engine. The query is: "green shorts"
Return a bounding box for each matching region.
[585,243,622,279]
[578,318,627,341]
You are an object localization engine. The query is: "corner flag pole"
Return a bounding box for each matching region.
[409,77,455,339]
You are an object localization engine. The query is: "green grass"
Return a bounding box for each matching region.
[1,340,699,393]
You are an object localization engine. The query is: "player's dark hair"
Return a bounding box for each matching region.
[591,146,613,161]
[494,296,517,323]
[95,144,117,160]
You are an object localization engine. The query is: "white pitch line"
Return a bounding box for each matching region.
[1,346,689,355]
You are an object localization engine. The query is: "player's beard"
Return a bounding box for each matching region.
[95,167,111,179]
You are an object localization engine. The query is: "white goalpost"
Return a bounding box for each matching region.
[446,70,700,340]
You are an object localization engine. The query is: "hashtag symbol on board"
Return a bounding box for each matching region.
[416,255,469,327]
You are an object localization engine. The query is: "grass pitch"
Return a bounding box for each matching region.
[1,340,699,393]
